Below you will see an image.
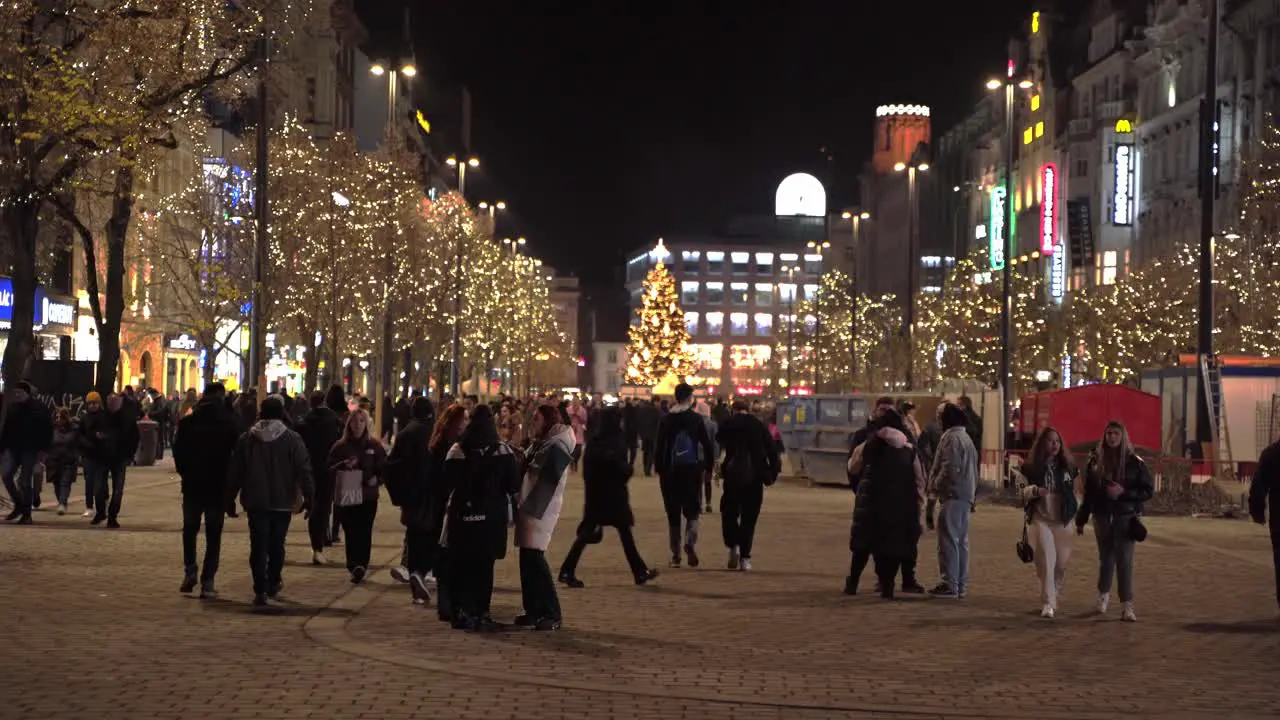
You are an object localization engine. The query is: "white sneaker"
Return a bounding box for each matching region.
[57,504,67,516]
[1096,592,1110,614]
[424,571,436,585]
[727,547,740,570]
[1121,602,1137,622]
[312,551,325,566]
[1041,604,1055,619]
[81,509,93,518]
[739,557,752,572]
[389,565,410,584]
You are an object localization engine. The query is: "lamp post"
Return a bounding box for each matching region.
[781,264,800,392]
[369,60,415,436]
[804,240,829,391]
[445,155,481,397]
[986,67,1035,427]
[840,210,870,389]
[893,159,929,390]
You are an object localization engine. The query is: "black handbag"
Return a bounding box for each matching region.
[1128,515,1148,543]
[1016,521,1035,563]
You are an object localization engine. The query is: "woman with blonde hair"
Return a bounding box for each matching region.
[1076,420,1153,621]
[1017,426,1082,619]
[328,409,387,584]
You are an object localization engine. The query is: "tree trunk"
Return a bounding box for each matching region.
[199,330,219,386]
[95,164,137,394]
[303,324,320,393]
[1,200,40,388]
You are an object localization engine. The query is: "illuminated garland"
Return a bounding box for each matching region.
[625,257,694,385]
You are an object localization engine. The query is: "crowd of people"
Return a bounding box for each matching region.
[3,378,1278,626]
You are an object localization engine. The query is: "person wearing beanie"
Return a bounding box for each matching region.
[227,395,315,607]
[77,391,111,519]
[1,381,52,524]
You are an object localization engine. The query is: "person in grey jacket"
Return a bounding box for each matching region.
[227,396,314,607]
[927,403,978,598]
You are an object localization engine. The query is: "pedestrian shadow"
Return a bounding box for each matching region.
[1182,620,1280,635]
[633,584,738,600]
[197,597,359,618]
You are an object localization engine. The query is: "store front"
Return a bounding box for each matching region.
[0,278,78,378]
[163,333,202,395]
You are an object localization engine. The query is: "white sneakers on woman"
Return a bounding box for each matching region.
[1121,602,1137,622]
[1096,592,1110,614]
[1040,604,1055,619]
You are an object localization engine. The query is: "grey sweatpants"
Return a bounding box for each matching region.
[1093,513,1136,602]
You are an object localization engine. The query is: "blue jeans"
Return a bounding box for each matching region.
[1,450,39,515]
[48,463,76,507]
[247,511,291,595]
[937,498,971,592]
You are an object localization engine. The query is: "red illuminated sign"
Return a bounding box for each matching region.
[1040,162,1057,255]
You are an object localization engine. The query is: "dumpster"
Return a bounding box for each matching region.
[778,394,869,486]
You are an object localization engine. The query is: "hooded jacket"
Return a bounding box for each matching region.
[928,425,978,503]
[227,419,314,513]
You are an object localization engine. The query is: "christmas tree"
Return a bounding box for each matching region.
[626,242,694,385]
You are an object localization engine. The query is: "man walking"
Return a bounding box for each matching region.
[0,382,53,524]
[622,399,640,469]
[173,382,240,598]
[716,400,780,571]
[1250,435,1280,619]
[654,383,714,568]
[296,391,344,565]
[927,403,978,598]
[636,397,660,477]
[227,396,314,607]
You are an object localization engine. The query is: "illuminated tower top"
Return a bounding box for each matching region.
[872,104,932,175]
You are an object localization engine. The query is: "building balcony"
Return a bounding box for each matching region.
[1096,99,1130,121]
[1068,118,1092,139]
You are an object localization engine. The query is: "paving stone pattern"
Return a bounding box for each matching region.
[0,461,1276,719]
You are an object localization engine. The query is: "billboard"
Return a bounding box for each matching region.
[1113,143,1134,226]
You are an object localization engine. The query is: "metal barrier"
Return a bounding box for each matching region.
[778,395,869,486]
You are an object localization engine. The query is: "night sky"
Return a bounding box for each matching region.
[356,0,1037,304]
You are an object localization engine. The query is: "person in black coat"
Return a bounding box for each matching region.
[558,407,660,588]
[716,400,781,571]
[844,408,926,600]
[385,396,436,604]
[1251,437,1280,618]
[621,399,640,469]
[322,384,350,545]
[0,381,53,523]
[172,382,241,598]
[296,391,344,561]
[635,398,660,476]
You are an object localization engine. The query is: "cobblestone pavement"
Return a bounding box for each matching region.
[0,460,1276,720]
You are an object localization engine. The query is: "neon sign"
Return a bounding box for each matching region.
[989,186,1007,270]
[1040,162,1057,255]
[1113,144,1134,226]
[1050,240,1066,301]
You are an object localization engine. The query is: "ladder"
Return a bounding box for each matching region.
[1199,354,1236,483]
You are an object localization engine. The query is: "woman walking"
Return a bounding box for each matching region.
[47,409,79,515]
[558,407,659,588]
[328,409,386,584]
[441,405,520,632]
[516,404,575,630]
[1077,421,1153,621]
[844,408,925,599]
[1017,427,1082,619]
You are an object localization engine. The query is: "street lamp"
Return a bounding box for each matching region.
[804,240,830,391]
[986,64,1036,429]
[445,155,480,198]
[894,159,928,390]
[840,210,871,387]
[781,264,801,391]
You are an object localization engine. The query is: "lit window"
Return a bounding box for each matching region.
[1035,121,1044,138]
[1102,250,1118,285]
[705,281,724,304]
[754,313,773,336]
[755,252,773,274]
[779,283,798,303]
[705,311,724,336]
[778,252,799,262]
[730,282,749,305]
[920,256,942,268]
[803,314,817,333]
[706,251,725,274]
[1024,127,1033,145]
[729,312,748,336]
[684,312,699,335]
[803,283,819,302]
[1030,94,1041,111]
[803,254,822,274]
[922,285,942,293]
[1167,80,1176,108]
[680,251,700,274]
[1031,10,1040,33]
[731,252,750,274]
[755,283,773,306]
[681,281,699,305]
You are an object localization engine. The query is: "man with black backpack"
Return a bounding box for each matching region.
[716,400,780,571]
[654,383,714,569]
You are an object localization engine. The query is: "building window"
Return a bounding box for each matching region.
[680,251,700,274]
[1035,121,1044,138]
[729,312,748,336]
[606,349,618,364]
[731,251,750,275]
[754,282,773,306]
[754,313,773,336]
[779,283,798,304]
[684,312,699,335]
[803,283,819,302]
[705,281,724,304]
[755,252,773,275]
[803,314,817,333]
[730,282,749,306]
[681,281,699,305]
[1102,250,1118,285]
[1024,127,1033,145]
[803,253,823,275]
[706,251,725,274]
[1031,94,1041,111]
[705,311,724,336]
[920,256,942,268]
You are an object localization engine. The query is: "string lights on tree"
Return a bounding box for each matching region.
[625,240,694,386]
